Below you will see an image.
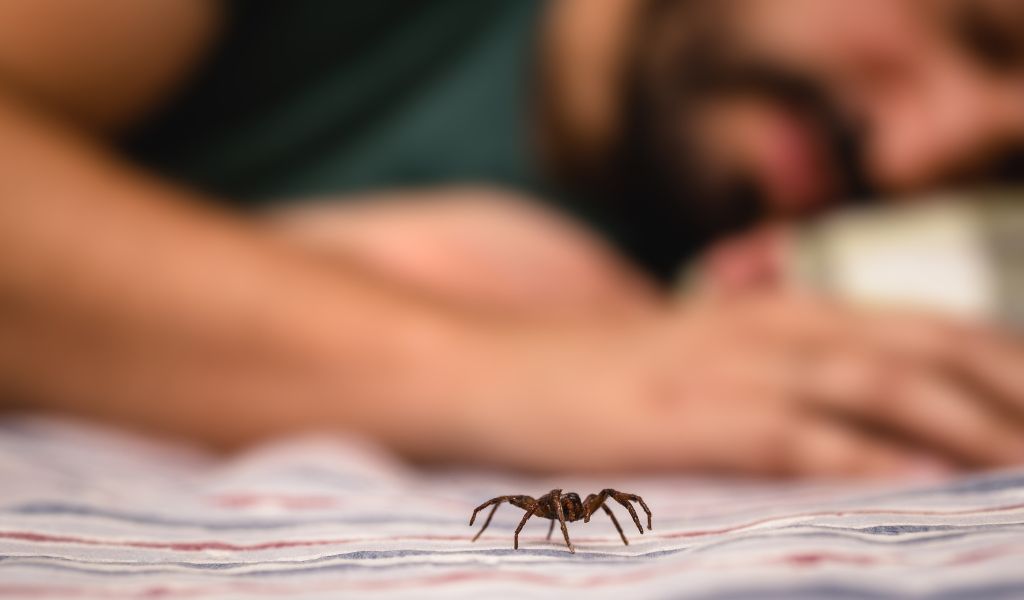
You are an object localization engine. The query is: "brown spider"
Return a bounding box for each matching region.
[469,488,652,553]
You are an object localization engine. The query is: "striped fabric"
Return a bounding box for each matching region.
[2,417,1024,599]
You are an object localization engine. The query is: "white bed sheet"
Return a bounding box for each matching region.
[2,417,1024,599]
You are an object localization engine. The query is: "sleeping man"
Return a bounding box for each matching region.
[3,0,1024,476]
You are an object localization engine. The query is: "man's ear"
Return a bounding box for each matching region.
[0,0,223,135]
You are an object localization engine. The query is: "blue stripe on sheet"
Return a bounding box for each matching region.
[7,502,461,529]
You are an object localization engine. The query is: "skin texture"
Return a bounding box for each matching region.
[2,1,1024,477]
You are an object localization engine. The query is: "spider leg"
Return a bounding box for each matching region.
[611,495,644,535]
[546,519,555,540]
[472,503,501,542]
[624,493,654,530]
[470,496,510,526]
[513,506,538,550]
[470,496,514,542]
[600,503,629,546]
[585,490,653,533]
[551,489,575,553]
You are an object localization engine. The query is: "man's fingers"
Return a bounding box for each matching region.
[670,295,1024,474]
[805,353,1024,466]
[862,319,1024,423]
[952,330,1024,415]
[723,295,991,370]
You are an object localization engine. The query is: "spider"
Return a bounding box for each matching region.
[469,488,652,553]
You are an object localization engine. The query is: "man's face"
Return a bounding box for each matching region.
[622,0,1024,245]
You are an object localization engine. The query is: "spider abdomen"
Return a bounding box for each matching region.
[536,492,584,521]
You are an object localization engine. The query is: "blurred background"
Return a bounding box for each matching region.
[121,0,1024,315]
[4,0,1024,475]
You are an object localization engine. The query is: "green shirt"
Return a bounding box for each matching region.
[126,1,688,278]
[127,0,546,203]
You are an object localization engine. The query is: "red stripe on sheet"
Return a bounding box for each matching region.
[778,552,879,567]
[0,531,356,551]
[207,494,339,510]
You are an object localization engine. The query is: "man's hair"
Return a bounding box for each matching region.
[572,0,744,278]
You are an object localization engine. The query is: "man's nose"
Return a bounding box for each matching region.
[866,64,1024,191]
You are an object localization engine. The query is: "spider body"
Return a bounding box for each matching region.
[469,488,652,553]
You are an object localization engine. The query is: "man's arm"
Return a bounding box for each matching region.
[267,188,660,319]
[0,1,482,454]
[0,90,489,455]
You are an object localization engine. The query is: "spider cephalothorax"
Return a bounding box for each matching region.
[469,488,652,553]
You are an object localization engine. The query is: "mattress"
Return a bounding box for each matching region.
[2,417,1024,599]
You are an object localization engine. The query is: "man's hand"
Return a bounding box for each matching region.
[448,294,1024,477]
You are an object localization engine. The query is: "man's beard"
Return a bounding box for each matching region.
[601,56,874,279]
[572,0,870,279]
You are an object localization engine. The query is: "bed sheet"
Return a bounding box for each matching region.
[2,417,1024,599]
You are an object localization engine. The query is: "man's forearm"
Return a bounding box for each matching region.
[0,94,477,455]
